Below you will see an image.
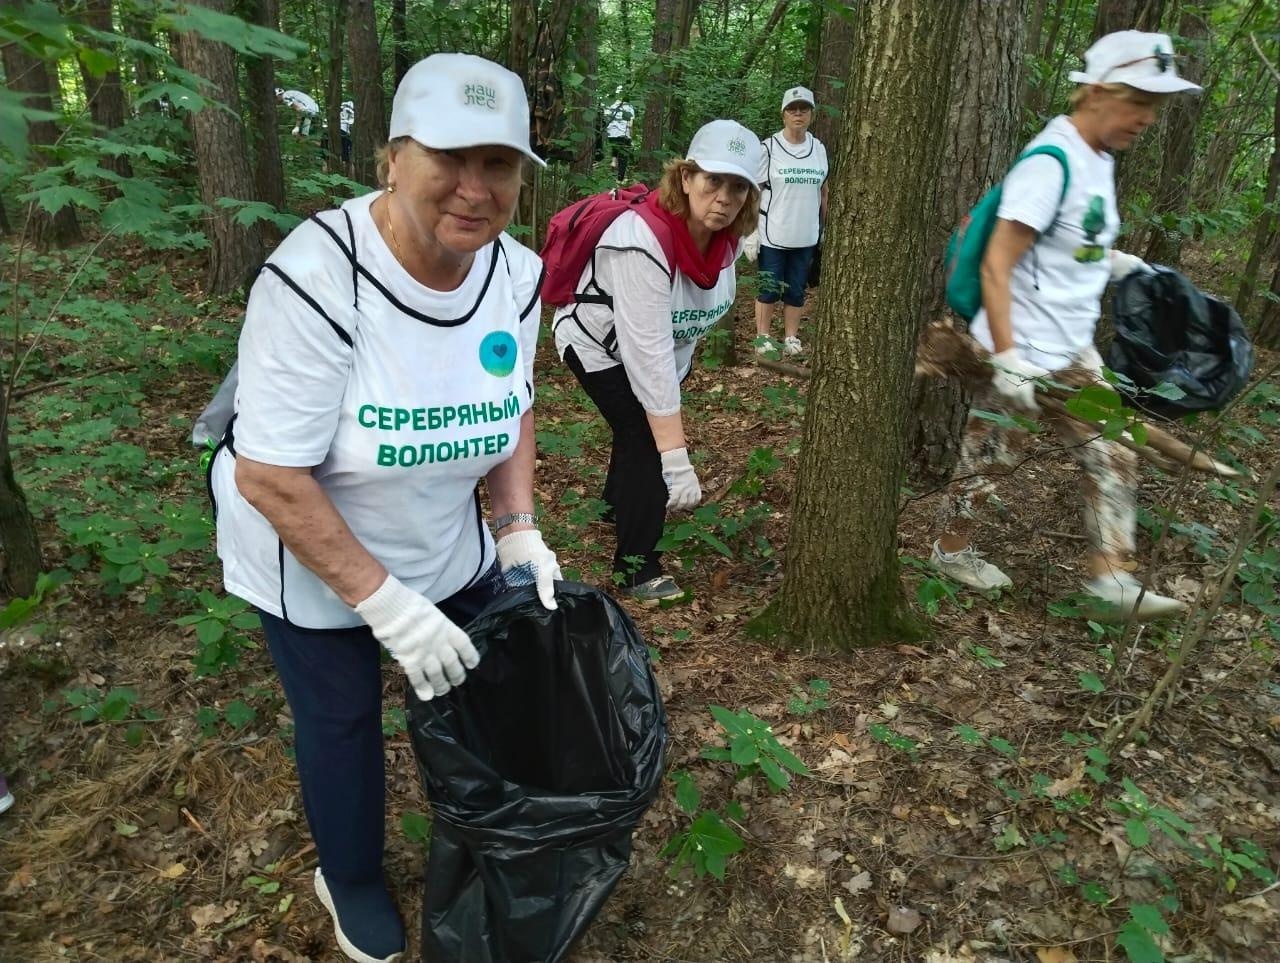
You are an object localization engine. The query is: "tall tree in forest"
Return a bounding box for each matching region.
[509,0,535,83]
[1141,5,1207,266]
[1238,78,1280,318]
[391,0,409,86]
[1,43,83,248]
[174,0,264,295]
[348,0,385,186]
[76,0,132,180]
[324,0,348,170]
[241,0,286,234]
[1092,0,1165,39]
[571,0,599,175]
[758,0,965,649]
[907,0,1027,484]
[810,0,855,161]
[640,0,681,163]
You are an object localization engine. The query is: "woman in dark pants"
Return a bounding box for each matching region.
[553,120,761,602]
[209,54,558,963]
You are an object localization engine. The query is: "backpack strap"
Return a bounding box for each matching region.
[1013,144,1070,236]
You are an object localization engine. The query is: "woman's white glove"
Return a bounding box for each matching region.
[661,447,702,511]
[990,348,1048,413]
[741,230,760,263]
[1109,250,1151,282]
[355,574,480,701]
[495,529,561,611]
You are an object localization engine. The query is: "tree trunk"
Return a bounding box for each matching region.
[392,0,410,87]
[640,0,680,163]
[907,0,1026,486]
[1022,0,1049,106]
[174,0,265,295]
[1092,0,1165,39]
[810,0,855,164]
[0,43,83,249]
[324,0,348,172]
[77,0,132,180]
[1238,81,1280,317]
[529,0,577,159]
[1257,253,1280,350]
[571,0,599,175]
[242,0,285,241]
[508,0,535,83]
[126,12,160,108]
[1141,5,1207,267]
[348,0,385,187]
[736,0,791,78]
[760,0,964,650]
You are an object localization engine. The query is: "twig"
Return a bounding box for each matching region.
[1250,33,1280,84]
[755,357,811,378]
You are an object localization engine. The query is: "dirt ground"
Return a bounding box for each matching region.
[1,272,1278,963]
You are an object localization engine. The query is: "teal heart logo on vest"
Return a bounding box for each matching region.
[479,331,517,377]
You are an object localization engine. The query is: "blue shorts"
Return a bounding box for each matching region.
[757,245,815,308]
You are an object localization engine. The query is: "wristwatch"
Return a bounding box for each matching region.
[493,512,536,532]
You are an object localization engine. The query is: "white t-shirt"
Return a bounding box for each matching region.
[605,101,635,139]
[756,131,828,249]
[339,102,354,133]
[281,90,318,115]
[552,210,739,415]
[211,191,544,629]
[970,115,1119,372]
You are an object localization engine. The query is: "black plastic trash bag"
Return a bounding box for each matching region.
[408,582,667,963]
[1107,266,1254,419]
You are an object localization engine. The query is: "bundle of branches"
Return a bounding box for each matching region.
[915,320,1246,480]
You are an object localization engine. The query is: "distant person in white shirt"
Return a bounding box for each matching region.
[276,87,319,137]
[753,85,828,358]
[931,31,1201,624]
[604,87,636,182]
[339,99,355,162]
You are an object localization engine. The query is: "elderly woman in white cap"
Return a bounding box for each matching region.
[753,84,829,357]
[931,31,1200,623]
[211,54,559,963]
[553,120,761,602]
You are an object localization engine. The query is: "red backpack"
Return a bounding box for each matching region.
[539,184,678,306]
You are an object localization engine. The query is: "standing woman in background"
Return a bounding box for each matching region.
[753,85,829,357]
[553,121,761,602]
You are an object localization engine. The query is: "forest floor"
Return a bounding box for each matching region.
[1,244,1278,963]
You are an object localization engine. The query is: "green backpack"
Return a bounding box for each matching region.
[943,144,1070,321]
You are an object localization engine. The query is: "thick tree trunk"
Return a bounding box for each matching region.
[907,0,1026,486]
[1092,0,1164,39]
[242,0,285,241]
[508,0,535,83]
[392,0,410,87]
[77,0,132,180]
[1142,6,1207,267]
[324,0,348,171]
[174,0,264,295]
[0,422,42,599]
[0,43,83,248]
[761,0,964,650]
[1257,246,1280,349]
[810,0,855,164]
[1237,81,1280,317]
[529,0,577,158]
[348,0,385,187]
[571,0,599,176]
[640,0,680,162]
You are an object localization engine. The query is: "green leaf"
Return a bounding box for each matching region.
[223,700,256,729]
[672,770,700,816]
[757,754,790,791]
[1126,817,1151,848]
[1148,381,1186,401]
[767,741,810,775]
[125,723,145,748]
[1081,880,1111,905]
[401,810,431,845]
[1116,920,1165,963]
[954,724,985,746]
[1078,672,1106,693]
[18,183,102,215]
[988,736,1018,758]
[195,619,226,646]
[158,6,308,58]
[729,735,759,766]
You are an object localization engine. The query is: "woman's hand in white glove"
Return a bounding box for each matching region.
[1109,250,1151,282]
[990,348,1049,413]
[496,529,561,610]
[660,447,702,511]
[355,574,480,700]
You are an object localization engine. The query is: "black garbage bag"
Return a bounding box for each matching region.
[1107,266,1254,419]
[408,582,667,963]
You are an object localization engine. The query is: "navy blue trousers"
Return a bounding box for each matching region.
[260,565,504,885]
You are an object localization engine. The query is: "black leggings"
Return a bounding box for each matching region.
[563,346,667,586]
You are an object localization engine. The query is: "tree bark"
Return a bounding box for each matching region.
[736,0,791,78]
[0,43,83,248]
[508,0,535,84]
[348,0,385,186]
[1141,5,1207,267]
[324,0,348,172]
[392,0,410,88]
[0,421,42,599]
[242,0,285,241]
[1238,80,1280,317]
[1092,0,1165,39]
[907,0,1025,486]
[810,0,855,164]
[760,0,965,650]
[640,0,681,163]
[529,0,577,159]
[174,0,265,295]
[571,0,599,175]
[77,0,132,180]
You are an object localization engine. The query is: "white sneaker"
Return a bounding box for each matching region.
[754,336,778,356]
[783,336,803,356]
[1083,573,1186,623]
[930,541,1012,591]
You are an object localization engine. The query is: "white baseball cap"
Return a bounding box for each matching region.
[781,85,816,110]
[389,53,546,166]
[1069,31,1202,94]
[686,119,763,185]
